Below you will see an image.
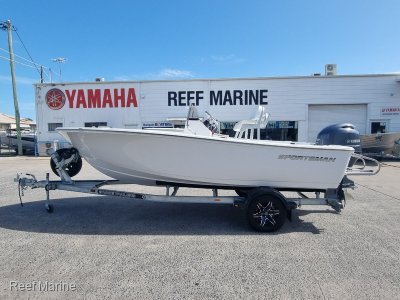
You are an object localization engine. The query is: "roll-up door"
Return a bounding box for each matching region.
[308,104,367,142]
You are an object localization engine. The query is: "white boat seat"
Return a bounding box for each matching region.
[233,106,269,140]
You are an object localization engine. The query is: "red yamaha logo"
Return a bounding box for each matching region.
[46,88,66,110]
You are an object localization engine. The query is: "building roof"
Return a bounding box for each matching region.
[0,113,15,124]
[0,113,36,125]
[33,73,400,87]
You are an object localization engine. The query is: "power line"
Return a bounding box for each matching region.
[0,48,57,81]
[0,55,59,83]
[13,28,41,76]
[1,21,51,82]
[0,47,46,70]
[0,55,39,69]
[1,21,65,83]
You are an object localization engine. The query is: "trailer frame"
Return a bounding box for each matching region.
[15,171,353,232]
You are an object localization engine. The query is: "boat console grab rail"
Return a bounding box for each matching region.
[346,153,381,176]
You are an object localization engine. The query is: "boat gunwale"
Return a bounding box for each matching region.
[57,127,354,152]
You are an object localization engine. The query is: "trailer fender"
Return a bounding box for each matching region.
[245,187,289,210]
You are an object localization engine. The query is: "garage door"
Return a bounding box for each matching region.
[308,104,367,142]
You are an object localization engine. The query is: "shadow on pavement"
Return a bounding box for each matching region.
[0,196,325,235]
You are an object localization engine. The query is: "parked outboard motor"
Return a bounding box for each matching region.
[316,123,361,190]
[316,123,361,167]
[316,123,361,151]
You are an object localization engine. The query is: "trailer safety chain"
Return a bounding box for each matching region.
[17,173,38,207]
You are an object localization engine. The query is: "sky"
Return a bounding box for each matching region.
[0,0,399,119]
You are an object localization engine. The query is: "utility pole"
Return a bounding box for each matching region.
[1,20,22,155]
[40,65,44,83]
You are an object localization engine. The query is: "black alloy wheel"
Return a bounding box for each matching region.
[247,193,286,232]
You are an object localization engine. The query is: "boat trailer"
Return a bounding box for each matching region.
[15,151,380,232]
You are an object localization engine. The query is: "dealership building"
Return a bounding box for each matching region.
[35,68,400,155]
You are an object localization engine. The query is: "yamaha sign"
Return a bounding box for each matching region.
[45,88,138,109]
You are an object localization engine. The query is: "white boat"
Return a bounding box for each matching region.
[57,106,356,190]
[0,130,36,153]
[361,132,400,156]
[17,106,381,233]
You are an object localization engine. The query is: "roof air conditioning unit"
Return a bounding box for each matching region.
[325,64,337,76]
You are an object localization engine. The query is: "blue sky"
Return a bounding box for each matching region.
[1,0,399,119]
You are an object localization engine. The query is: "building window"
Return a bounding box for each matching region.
[48,123,63,132]
[371,121,387,134]
[264,121,298,141]
[84,122,108,128]
[220,121,298,141]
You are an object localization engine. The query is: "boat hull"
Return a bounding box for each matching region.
[0,132,35,152]
[361,132,400,155]
[58,128,354,190]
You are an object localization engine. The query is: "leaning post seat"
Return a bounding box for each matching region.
[233,106,269,140]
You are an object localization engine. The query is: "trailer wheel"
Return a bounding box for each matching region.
[50,148,82,178]
[247,192,286,232]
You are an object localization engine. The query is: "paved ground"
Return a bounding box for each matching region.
[0,155,399,299]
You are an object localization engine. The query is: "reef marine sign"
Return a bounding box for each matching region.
[167,89,268,106]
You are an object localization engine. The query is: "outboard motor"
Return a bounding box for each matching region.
[316,123,361,167]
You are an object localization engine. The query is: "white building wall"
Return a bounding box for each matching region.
[139,80,210,122]
[35,74,400,152]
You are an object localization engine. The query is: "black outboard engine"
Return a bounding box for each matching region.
[316,123,361,152]
[316,123,361,167]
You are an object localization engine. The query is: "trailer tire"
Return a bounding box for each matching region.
[247,190,286,232]
[50,148,82,178]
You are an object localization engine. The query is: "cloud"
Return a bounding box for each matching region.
[0,75,37,85]
[114,68,195,81]
[113,75,133,81]
[210,54,245,64]
[156,68,194,79]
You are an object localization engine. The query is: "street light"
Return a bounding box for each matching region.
[51,57,67,82]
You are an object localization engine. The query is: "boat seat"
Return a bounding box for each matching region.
[233,106,269,140]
